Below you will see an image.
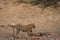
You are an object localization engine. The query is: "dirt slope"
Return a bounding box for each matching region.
[0,0,60,32]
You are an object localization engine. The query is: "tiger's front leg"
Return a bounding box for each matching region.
[27,29,32,36]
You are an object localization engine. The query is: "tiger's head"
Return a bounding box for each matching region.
[27,23,36,29]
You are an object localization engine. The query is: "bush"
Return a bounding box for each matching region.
[30,0,60,7]
[18,0,60,7]
[29,0,40,5]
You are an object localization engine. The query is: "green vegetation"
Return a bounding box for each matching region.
[30,0,60,7]
[18,0,60,7]
[29,0,40,5]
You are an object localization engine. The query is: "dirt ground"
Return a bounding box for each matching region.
[0,0,60,40]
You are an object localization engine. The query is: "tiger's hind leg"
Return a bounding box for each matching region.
[16,28,20,37]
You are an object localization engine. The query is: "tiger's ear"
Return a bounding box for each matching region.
[32,23,36,29]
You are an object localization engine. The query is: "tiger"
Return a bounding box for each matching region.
[8,23,36,36]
